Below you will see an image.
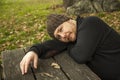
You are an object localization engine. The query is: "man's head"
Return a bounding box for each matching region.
[47,14,77,42]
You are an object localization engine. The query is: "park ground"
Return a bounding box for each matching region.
[0,0,120,64]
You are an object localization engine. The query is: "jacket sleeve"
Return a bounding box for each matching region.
[68,16,109,63]
[28,40,68,59]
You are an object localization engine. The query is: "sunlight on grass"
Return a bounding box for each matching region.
[0,0,120,65]
[0,0,63,55]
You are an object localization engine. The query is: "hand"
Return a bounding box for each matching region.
[20,51,38,75]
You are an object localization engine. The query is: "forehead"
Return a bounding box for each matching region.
[54,21,70,36]
[57,21,69,28]
[55,21,69,32]
[54,23,62,35]
[54,22,63,36]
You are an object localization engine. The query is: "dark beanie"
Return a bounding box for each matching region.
[46,14,71,39]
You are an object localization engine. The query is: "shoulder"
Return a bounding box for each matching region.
[77,16,101,22]
[77,16,108,30]
[83,16,102,23]
[77,16,104,28]
[77,16,103,31]
[76,16,108,38]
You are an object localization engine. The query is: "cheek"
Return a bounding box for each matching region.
[68,25,74,31]
[72,33,76,41]
[63,27,72,32]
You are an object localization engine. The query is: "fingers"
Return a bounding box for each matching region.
[20,61,25,75]
[24,59,31,74]
[20,59,26,75]
[33,56,38,69]
[20,57,31,75]
[20,51,38,75]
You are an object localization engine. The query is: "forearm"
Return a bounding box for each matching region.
[28,40,68,59]
[28,43,44,58]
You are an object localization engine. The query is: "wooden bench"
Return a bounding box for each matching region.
[1,47,101,80]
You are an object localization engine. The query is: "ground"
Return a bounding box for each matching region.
[0,0,120,64]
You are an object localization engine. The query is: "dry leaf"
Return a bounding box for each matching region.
[51,62,60,69]
[40,72,54,77]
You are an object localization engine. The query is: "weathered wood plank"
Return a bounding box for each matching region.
[54,51,101,80]
[2,47,101,80]
[0,64,3,80]
[34,59,69,80]
[24,47,69,80]
[2,48,35,80]
[0,65,2,80]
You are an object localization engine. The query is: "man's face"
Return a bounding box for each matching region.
[54,19,77,42]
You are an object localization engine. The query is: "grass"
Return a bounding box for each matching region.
[0,0,120,65]
[0,0,64,53]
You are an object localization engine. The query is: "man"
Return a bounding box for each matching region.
[20,14,120,80]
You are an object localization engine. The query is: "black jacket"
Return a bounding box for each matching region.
[29,16,120,80]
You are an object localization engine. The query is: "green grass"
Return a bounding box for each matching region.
[0,0,64,53]
[0,0,120,65]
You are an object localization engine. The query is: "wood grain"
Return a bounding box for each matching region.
[2,48,35,80]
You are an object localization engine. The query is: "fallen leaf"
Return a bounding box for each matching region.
[40,72,54,77]
[51,62,60,69]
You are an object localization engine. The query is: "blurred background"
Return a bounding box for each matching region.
[0,0,120,64]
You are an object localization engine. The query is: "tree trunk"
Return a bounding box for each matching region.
[64,0,120,15]
[63,0,79,9]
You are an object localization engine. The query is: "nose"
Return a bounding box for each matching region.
[59,33,66,38]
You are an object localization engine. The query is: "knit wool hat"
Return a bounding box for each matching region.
[46,14,71,39]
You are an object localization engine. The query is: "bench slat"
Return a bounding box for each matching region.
[2,48,35,80]
[54,51,101,80]
[34,59,69,80]
[24,47,69,80]
[2,48,101,80]
[0,65,3,80]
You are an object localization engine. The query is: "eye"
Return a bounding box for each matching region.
[56,35,61,40]
[58,27,63,32]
